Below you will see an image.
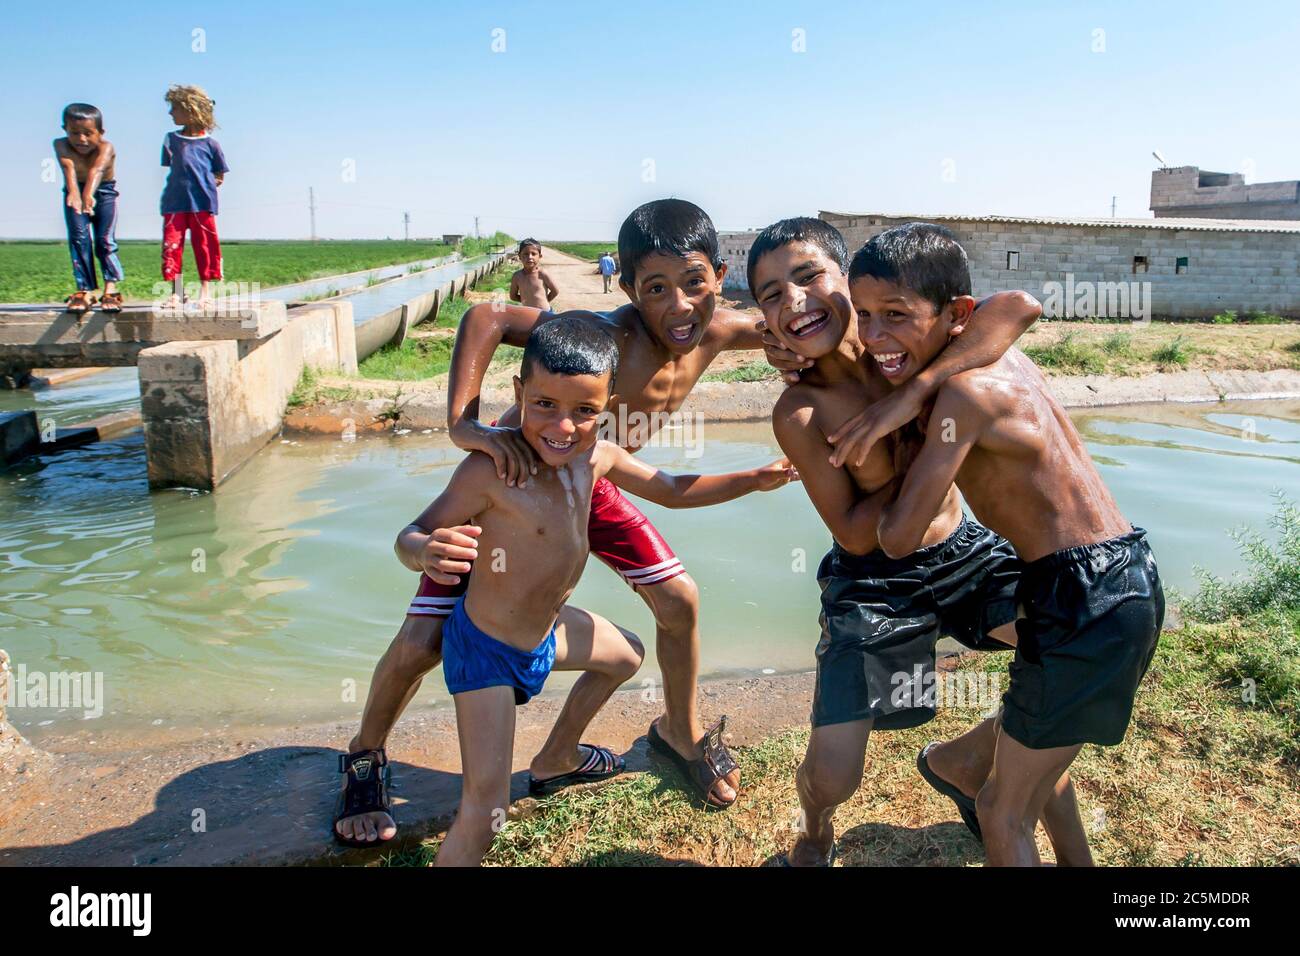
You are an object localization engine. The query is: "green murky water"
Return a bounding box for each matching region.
[2,375,1297,742]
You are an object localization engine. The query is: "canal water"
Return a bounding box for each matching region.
[1,383,1296,742]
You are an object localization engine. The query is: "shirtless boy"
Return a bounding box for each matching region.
[748,218,1082,866]
[53,103,124,314]
[337,201,784,846]
[509,238,558,310]
[384,317,792,864]
[857,223,1164,866]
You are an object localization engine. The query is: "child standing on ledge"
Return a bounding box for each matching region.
[54,103,124,314]
[160,85,228,310]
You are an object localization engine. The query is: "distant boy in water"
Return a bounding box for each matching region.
[366,316,794,865]
[860,223,1165,866]
[510,238,558,310]
[53,103,124,314]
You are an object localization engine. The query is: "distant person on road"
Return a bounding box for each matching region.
[599,250,617,293]
[54,103,123,314]
[509,238,558,310]
[160,84,228,311]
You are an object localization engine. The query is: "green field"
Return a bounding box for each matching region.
[0,239,464,303]
[544,241,615,262]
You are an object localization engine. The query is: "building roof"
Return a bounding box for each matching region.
[819,210,1300,235]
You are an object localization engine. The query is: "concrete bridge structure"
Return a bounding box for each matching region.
[0,251,510,490]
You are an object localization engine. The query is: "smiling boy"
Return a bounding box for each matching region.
[335,199,807,844]
[382,317,792,864]
[748,218,1078,865]
[856,223,1165,866]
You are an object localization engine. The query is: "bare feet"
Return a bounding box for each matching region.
[334,743,397,846]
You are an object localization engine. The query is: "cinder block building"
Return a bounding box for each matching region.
[1151,166,1300,221]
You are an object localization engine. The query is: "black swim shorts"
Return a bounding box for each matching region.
[812,515,1021,730]
[1001,528,1164,750]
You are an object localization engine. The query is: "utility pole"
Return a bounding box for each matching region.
[403,211,411,241]
[1111,195,1117,218]
[309,186,318,241]
[474,216,480,239]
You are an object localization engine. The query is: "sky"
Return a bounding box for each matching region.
[1,0,1297,241]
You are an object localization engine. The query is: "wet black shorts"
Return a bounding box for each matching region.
[812,515,1021,731]
[1001,528,1164,750]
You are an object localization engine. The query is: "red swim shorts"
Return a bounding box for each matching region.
[407,477,686,617]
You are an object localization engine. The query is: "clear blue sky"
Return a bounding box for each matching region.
[2,0,1296,240]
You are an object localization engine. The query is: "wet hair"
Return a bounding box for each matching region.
[518,237,542,254]
[848,222,971,313]
[165,84,217,131]
[521,315,619,391]
[617,198,721,286]
[62,103,103,132]
[746,217,848,296]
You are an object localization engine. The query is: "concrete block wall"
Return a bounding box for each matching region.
[822,212,1300,319]
[719,231,761,291]
[1151,166,1300,220]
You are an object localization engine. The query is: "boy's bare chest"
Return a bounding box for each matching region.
[815,384,894,491]
[611,350,706,421]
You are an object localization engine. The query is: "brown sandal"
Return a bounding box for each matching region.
[648,716,740,810]
[65,291,94,314]
[100,292,124,313]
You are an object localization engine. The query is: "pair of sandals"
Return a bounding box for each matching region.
[65,291,122,314]
[333,741,628,849]
[333,718,742,849]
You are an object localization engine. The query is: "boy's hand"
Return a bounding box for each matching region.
[828,380,926,468]
[66,193,83,214]
[753,456,800,491]
[758,318,814,385]
[451,419,539,487]
[418,524,482,584]
[82,192,96,215]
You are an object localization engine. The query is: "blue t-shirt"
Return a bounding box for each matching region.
[160,132,229,215]
[599,254,616,276]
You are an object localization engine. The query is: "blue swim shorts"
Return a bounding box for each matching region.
[442,596,557,705]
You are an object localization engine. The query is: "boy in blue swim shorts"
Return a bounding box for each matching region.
[390,315,796,865]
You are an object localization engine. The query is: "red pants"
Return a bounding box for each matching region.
[162,212,223,281]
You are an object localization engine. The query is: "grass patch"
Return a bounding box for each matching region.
[1150,334,1193,369]
[543,242,615,262]
[0,239,461,303]
[358,336,454,380]
[384,499,1300,867]
[701,361,780,384]
[1022,332,1106,374]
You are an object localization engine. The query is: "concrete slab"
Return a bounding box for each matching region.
[0,410,38,467]
[0,301,287,369]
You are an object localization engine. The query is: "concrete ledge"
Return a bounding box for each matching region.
[0,301,287,369]
[139,302,358,489]
[0,411,38,467]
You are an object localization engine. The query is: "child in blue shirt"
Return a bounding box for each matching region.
[160,85,228,309]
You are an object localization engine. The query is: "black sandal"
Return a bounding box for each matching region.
[778,844,838,867]
[528,743,625,796]
[917,741,982,842]
[333,748,395,848]
[648,717,739,810]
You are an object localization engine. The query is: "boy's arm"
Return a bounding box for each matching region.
[447,302,562,484]
[706,307,817,378]
[829,290,1041,468]
[395,454,494,575]
[773,392,897,554]
[54,140,82,211]
[81,142,113,209]
[509,272,521,302]
[597,440,796,508]
[876,384,986,558]
[543,271,558,302]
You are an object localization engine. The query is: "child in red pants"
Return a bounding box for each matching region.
[160,85,228,309]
